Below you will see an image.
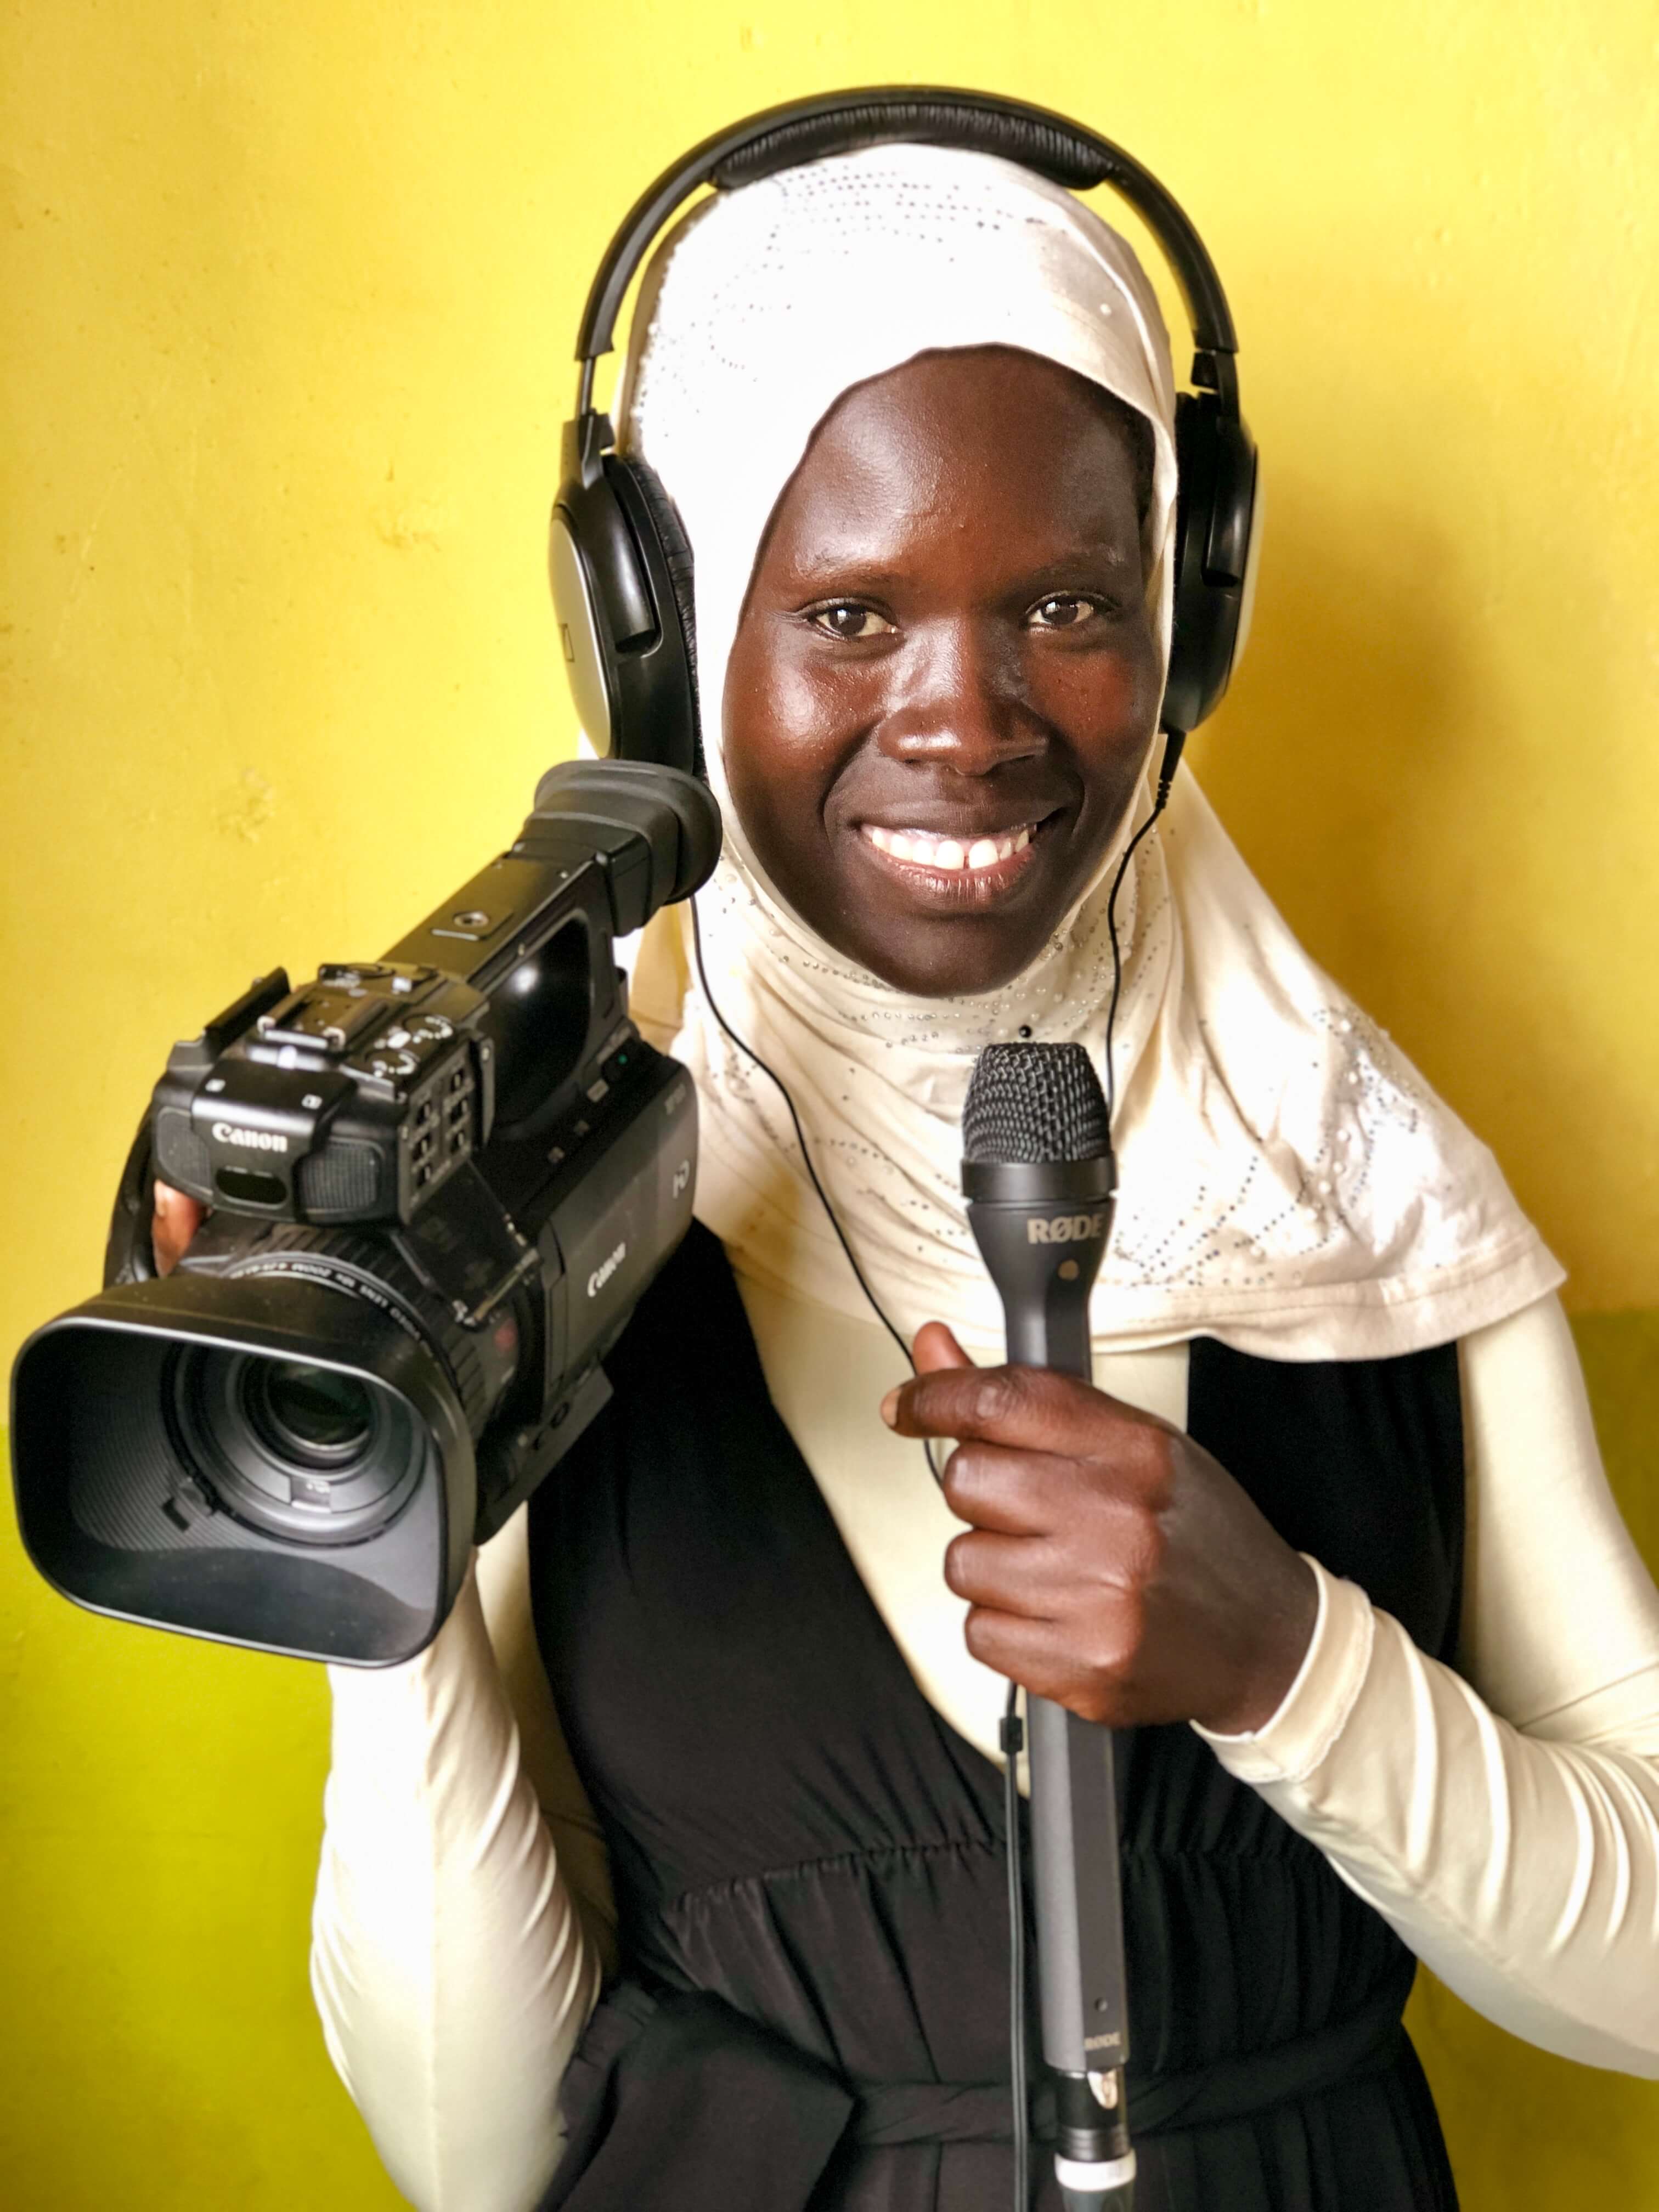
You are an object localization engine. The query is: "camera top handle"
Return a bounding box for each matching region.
[103,759,720,1286]
[388,758,719,994]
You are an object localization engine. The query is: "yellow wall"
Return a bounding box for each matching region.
[1,3,1655,2205]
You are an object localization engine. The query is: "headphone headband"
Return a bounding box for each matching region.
[552,88,1261,770]
[575,87,1239,413]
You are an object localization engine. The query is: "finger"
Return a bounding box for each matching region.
[939,1443,1084,1535]
[152,1182,206,1277]
[962,1605,1130,1725]
[884,1361,1158,1454]
[959,1605,1099,1711]
[944,1527,1073,1614]
[911,1320,973,1377]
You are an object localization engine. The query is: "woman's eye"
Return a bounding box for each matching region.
[809,603,895,641]
[1027,594,1101,630]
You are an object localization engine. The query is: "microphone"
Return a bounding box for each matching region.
[962,1042,1135,2212]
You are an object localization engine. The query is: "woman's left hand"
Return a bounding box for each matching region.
[882,1324,1318,1737]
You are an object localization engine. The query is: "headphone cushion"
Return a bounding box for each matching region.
[622,458,699,709]
[1166,394,1257,734]
[564,448,700,776]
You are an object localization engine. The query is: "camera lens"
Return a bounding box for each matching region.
[171,1347,423,1547]
[246,1362,375,1466]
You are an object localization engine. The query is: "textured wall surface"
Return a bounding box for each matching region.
[1,3,1655,2205]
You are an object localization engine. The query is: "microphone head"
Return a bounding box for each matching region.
[962,1042,1111,1166]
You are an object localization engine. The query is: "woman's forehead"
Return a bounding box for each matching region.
[758,350,1149,567]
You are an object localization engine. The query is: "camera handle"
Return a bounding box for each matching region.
[105,1115,162,1288]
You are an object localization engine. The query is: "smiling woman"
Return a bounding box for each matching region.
[724,349,1159,992]
[302,123,1659,2212]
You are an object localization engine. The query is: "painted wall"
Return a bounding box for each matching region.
[1,3,1655,2205]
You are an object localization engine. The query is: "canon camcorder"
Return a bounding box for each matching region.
[10,758,720,1664]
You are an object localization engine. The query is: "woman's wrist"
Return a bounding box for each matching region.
[1194,1546,1321,1739]
[1195,1558,1385,1796]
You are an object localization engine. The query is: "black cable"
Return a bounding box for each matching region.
[1001,1682,1030,2212]
[691,895,950,1487]
[691,895,915,1375]
[1103,728,1186,1124]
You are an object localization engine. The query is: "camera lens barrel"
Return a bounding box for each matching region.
[225,1223,523,1445]
[133,1222,528,1552]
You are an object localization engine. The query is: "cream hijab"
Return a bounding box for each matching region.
[607,145,1561,1363]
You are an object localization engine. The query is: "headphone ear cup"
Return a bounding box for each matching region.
[549,425,702,775]
[1164,392,1259,736]
[621,458,700,760]
[601,455,701,775]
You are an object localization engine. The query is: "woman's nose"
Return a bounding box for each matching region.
[877,619,1041,775]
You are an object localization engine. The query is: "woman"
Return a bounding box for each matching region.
[222,143,1659,2210]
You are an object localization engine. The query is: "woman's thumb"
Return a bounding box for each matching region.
[152,1181,206,1277]
[911,1320,975,1375]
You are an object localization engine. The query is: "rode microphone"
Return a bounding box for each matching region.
[962,1042,1135,2212]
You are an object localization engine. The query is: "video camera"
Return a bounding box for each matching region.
[10,758,720,1664]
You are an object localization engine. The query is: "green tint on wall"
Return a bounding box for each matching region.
[0,1430,404,2210]
[2,1,1656,2205]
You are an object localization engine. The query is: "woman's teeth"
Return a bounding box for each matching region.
[862,824,1034,872]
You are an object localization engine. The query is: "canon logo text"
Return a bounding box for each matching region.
[586,1242,627,1297]
[211,1123,289,1154]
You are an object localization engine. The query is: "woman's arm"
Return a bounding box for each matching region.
[890,1291,1659,2070]
[473,1510,617,1962]
[310,1512,606,2212]
[1200,1293,1659,2072]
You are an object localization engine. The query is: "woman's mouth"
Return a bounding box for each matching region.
[861,823,1034,871]
[854,817,1051,902]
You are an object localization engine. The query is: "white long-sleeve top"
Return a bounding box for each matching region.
[311,1283,1659,2212]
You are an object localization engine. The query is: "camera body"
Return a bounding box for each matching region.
[150,960,498,1233]
[12,759,720,1664]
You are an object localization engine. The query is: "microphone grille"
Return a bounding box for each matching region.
[962,1042,1111,1165]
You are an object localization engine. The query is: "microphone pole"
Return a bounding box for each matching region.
[961,1042,1135,2212]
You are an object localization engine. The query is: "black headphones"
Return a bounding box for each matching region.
[550,88,1261,778]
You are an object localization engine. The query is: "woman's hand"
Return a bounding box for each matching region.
[151,1182,206,1276]
[882,1323,1318,1737]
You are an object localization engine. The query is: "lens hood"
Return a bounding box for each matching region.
[11,1268,475,1665]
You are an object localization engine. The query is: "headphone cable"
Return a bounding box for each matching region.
[1001,1681,1030,2209]
[689,896,917,1379]
[1103,729,1186,1124]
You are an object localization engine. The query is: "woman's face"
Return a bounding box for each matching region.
[723,346,1161,998]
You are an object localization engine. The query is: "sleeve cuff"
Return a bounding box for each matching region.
[1193,1555,1376,1786]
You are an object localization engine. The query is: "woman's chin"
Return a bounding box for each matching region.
[827,909,1064,1001]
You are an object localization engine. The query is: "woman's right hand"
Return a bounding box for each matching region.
[152,1182,206,1276]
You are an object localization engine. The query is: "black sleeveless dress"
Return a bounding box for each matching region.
[528,1224,1463,2211]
